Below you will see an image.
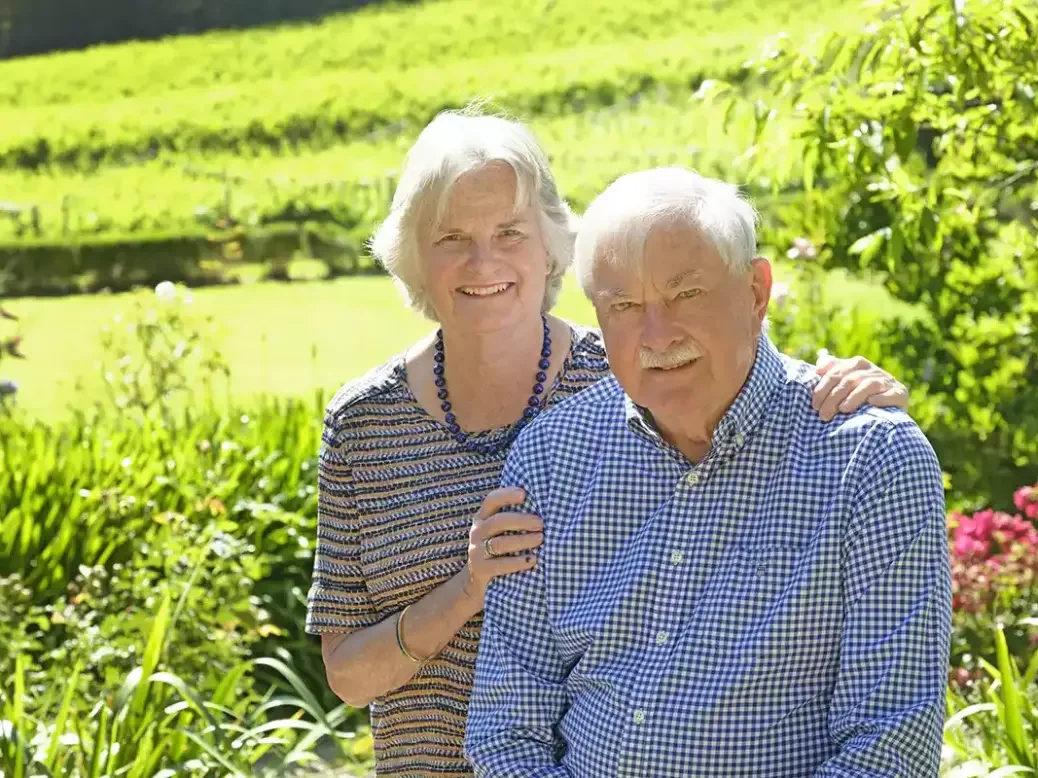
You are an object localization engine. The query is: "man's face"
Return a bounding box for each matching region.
[591,221,772,444]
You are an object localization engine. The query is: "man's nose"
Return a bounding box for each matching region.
[640,304,683,352]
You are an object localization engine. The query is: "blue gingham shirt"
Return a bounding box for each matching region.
[465,335,951,778]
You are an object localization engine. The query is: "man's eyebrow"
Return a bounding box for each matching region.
[593,287,632,301]
[665,269,703,289]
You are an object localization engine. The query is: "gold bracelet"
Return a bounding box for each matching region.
[395,604,425,664]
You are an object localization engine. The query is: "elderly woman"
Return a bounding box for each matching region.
[304,110,909,777]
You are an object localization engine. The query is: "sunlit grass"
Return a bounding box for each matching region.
[3,263,915,420]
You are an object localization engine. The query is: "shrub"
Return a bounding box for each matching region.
[715,0,1038,507]
[947,481,1038,670]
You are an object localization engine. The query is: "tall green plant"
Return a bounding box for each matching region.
[944,624,1038,776]
[0,593,373,777]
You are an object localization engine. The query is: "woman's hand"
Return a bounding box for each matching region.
[462,487,542,610]
[812,353,909,421]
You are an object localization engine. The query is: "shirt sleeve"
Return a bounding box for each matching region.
[464,444,573,778]
[814,420,952,777]
[304,410,381,635]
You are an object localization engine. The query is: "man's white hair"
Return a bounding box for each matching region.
[369,108,576,321]
[573,167,759,296]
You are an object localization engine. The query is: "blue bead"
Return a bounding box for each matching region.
[536,371,547,382]
[437,389,448,400]
[435,377,446,387]
[455,432,467,443]
[538,359,550,370]
[434,352,445,363]
[441,401,451,412]
[523,407,536,418]
[541,348,551,358]
[533,384,544,394]
[434,365,444,376]
[528,397,539,407]
[445,412,456,424]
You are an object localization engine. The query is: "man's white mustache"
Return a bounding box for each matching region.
[639,342,703,369]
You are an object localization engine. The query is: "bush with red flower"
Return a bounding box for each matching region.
[949,481,1038,673]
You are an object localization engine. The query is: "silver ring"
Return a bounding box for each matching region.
[483,537,498,559]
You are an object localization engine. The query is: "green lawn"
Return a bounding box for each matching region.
[1,263,914,420]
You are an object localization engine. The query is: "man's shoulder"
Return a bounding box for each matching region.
[770,351,937,466]
[526,373,624,438]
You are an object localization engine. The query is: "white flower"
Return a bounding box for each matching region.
[786,237,818,261]
[154,281,177,303]
[771,281,791,304]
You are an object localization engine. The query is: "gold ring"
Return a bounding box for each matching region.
[484,537,498,558]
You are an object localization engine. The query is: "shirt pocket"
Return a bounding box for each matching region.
[688,543,805,658]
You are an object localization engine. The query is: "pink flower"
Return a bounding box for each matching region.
[1014,487,1034,513]
[953,536,990,560]
[1027,503,1038,520]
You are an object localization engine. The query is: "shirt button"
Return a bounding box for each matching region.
[655,630,669,646]
[670,550,684,565]
[684,471,701,486]
[633,710,646,725]
[734,433,745,446]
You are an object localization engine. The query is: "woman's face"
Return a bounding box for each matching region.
[418,162,550,336]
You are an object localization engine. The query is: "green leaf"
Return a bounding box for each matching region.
[129,592,171,722]
[944,702,998,731]
[13,655,25,778]
[848,227,890,265]
[995,627,1029,765]
[1022,646,1038,691]
[45,661,81,770]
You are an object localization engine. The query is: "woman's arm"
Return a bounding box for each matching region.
[321,488,541,708]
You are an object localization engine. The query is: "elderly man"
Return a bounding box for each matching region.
[464,168,952,777]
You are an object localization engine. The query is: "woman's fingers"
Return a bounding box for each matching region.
[816,371,868,420]
[855,381,908,410]
[479,511,543,537]
[838,376,898,413]
[811,356,873,412]
[483,532,544,558]
[468,489,544,582]
[476,486,527,519]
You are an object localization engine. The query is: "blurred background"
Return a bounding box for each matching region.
[0,0,1036,775]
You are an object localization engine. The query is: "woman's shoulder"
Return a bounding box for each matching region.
[563,321,609,373]
[324,352,410,429]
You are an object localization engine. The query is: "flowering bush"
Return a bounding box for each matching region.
[949,481,1038,671]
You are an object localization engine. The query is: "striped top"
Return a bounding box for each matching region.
[305,323,610,778]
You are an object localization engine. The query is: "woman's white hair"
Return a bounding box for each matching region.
[573,167,759,296]
[369,108,576,321]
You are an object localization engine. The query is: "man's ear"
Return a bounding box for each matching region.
[749,257,772,325]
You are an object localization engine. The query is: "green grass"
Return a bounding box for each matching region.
[0,0,864,110]
[0,0,872,246]
[0,93,798,242]
[1,264,915,420]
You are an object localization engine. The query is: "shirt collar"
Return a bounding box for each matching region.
[624,334,785,459]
